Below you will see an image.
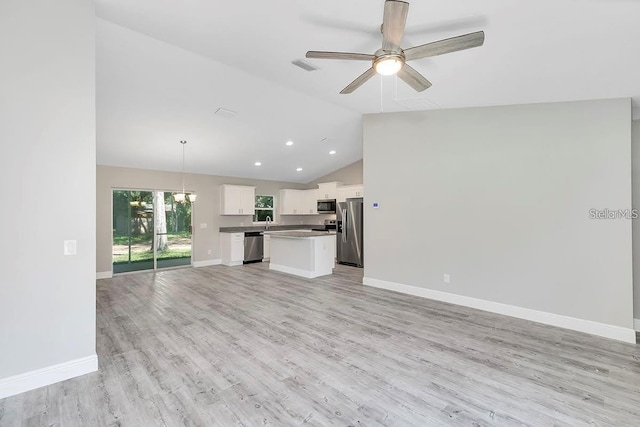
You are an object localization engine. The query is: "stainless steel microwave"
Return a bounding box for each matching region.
[317,199,337,214]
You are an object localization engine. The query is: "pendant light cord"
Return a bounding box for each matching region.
[181,140,187,194]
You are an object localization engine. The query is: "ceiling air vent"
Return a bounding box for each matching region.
[215,108,238,118]
[291,59,319,72]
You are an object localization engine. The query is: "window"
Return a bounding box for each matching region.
[254,195,274,222]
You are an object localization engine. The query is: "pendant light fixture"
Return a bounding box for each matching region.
[174,140,197,203]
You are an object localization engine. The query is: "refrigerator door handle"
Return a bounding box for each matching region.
[343,209,348,242]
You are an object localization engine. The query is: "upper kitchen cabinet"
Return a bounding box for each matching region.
[220,184,255,215]
[337,184,364,202]
[279,189,303,215]
[303,189,318,214]
[317,182,342,200]
[280,189,318,215]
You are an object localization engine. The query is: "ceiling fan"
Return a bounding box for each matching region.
[306,0,485,94]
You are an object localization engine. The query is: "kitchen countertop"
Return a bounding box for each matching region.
[264,231,336,238]
[219,225,318,233]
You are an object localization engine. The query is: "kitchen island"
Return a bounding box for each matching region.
[266,231,335,278]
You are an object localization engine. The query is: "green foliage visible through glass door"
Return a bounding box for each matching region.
[112,190,192,273]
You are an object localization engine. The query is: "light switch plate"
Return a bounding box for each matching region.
[64,240,77,256]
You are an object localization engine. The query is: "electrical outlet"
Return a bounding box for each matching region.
[444,274,450,284]
[200,223,207,229]
[207,249,212,255]
[64,240,77,256]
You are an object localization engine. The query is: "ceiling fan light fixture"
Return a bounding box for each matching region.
[374,55,404,76]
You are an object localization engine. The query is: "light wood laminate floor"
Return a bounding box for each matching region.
[1,263,640,426]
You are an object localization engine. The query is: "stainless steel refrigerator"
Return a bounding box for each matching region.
[337,197,364,267]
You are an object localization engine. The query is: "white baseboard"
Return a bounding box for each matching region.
[221,261,243,267]
[363,277,636,344]
[193,259,222,268]
[269,263,332,279]
[96,271,112,280]
[634,319,640,332]
[0,354,98,399]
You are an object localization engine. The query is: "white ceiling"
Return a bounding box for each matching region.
[95,0,640,183]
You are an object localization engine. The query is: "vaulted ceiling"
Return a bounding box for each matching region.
[95,0,640,183]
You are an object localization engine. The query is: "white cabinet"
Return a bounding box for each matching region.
[317,182,342,200]
[279,189,319,215]
[303,189,318,214]
[279,189,303,215]
[220,232,244,266]
[220,185,255,215]
[337,184,364,202]
[263,234,271,260]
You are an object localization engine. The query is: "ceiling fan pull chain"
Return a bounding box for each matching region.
[380,75,384,113]
[394,74,398,103]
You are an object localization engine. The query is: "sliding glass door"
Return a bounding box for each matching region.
[156,191,192,269]
[112,190,192,274]
[112,190,154,273]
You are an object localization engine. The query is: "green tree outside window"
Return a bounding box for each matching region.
[254,195,274,222]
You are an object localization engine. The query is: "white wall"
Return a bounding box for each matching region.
[363,99,634,340]
[96,166,322,273]
[0,0,97,397]
[308,159,364,223]
[632,119,640,321]
[311,160,363,186]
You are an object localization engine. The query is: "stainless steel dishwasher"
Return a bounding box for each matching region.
[243,231,264,264]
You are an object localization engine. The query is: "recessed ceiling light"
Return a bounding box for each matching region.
[254,162,261,166]
[296,167,303,172]
[329,150,336,155]
[286,141,294,146]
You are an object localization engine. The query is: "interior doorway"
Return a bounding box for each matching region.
[112,189,192,274]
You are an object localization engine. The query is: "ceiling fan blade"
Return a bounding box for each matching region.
[382,0,409,51]
[340,68,377,94]
[397,64,432,92]
[306,51,374,61]
[404,31,485,61]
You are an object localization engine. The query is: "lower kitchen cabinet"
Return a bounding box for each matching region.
[220,232,244,266]
[263,234,271,260]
